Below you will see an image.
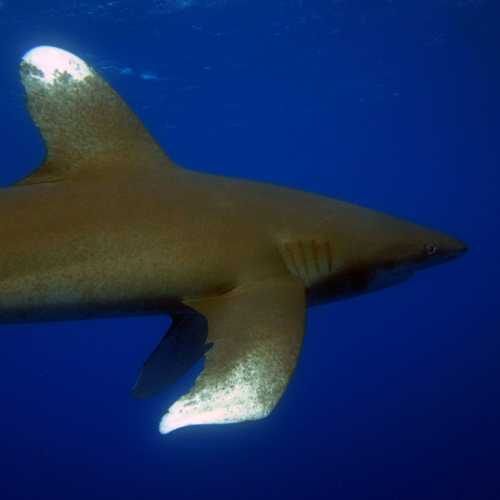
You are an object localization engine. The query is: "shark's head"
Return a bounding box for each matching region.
[302,201,467,305]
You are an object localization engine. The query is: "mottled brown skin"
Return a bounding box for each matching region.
[0,165,465,322]
[0,47,466,433]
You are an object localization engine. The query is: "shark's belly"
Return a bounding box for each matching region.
[0,237,234,323]
[0,176,282,323]
[0,208,270,324]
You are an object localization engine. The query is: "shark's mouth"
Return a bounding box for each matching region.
[365,267,414,293]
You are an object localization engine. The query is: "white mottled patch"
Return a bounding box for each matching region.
[22,46,92,84]
[159,349,275,434]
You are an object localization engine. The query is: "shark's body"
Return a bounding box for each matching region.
[1,46,466,434]
[1,168,443,319]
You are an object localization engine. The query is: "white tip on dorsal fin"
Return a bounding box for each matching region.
[22,46,93,84]
[18,46,173,185]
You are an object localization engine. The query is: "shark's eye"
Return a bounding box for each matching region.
[424,243,438,256]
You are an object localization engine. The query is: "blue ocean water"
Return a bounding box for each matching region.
[0,1,498,499]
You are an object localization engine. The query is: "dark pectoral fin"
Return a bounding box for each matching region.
[132,307,212,399]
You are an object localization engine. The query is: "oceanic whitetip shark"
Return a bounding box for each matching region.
[2,46,466,434]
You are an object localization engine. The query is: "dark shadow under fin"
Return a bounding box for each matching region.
[132,307,212,399]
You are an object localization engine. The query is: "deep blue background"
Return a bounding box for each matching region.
[0,1,498,499]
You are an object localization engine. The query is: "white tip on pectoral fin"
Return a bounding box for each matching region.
[158,346,278,434]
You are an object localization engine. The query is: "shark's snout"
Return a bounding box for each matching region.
[447,239,468,258]
[412,231,468,271]
[432,233,467,258]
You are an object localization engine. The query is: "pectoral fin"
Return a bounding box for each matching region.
[159,277,306,434]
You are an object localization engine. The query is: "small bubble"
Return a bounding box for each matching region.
[140,71,159,81]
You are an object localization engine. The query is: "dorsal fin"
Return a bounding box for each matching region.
[18,46,174,185]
